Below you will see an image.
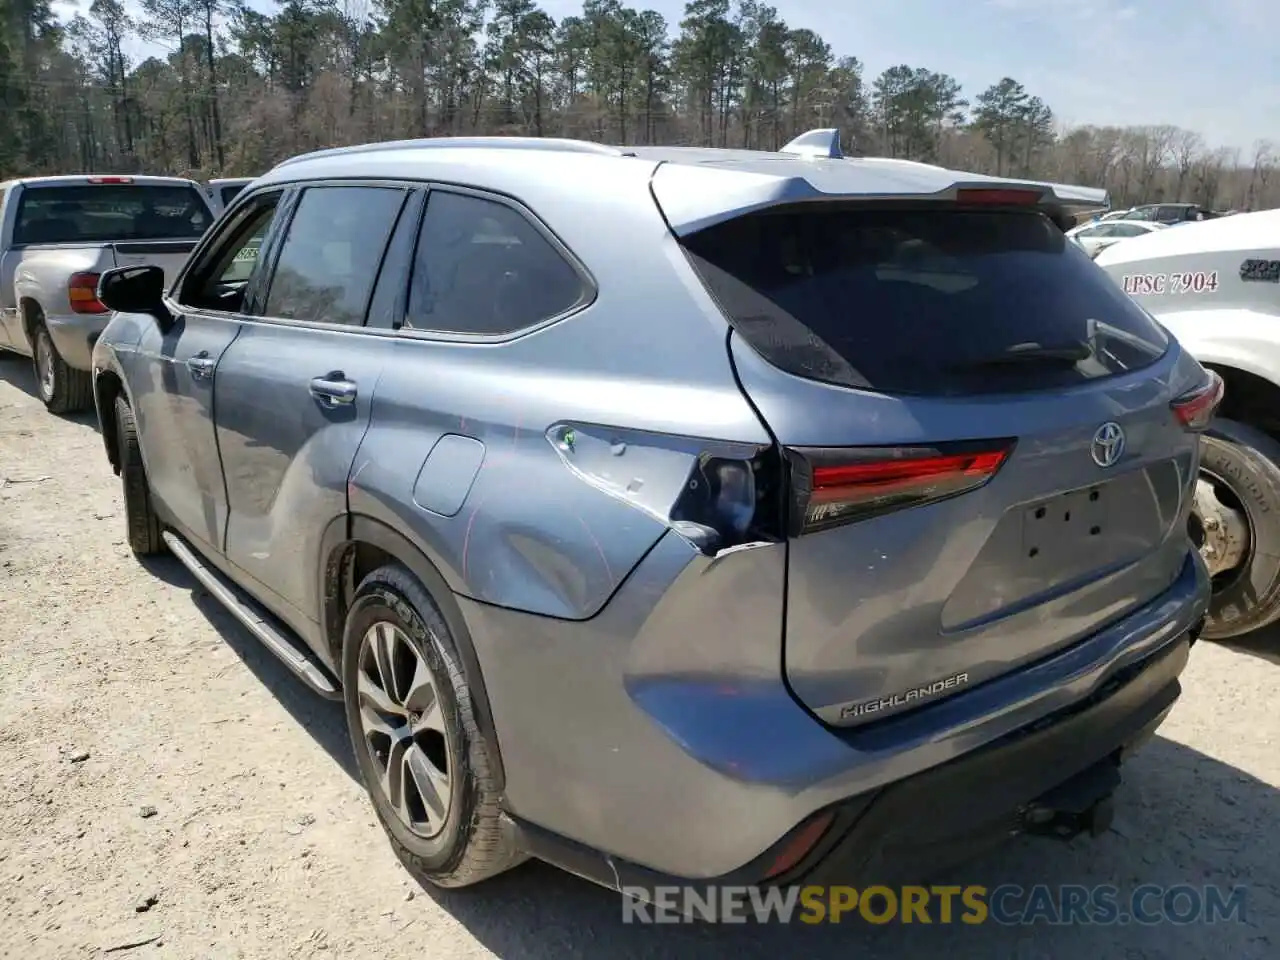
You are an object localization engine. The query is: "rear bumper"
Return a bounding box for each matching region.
[44,311,109,371]
[468,533,1208,881]
[780,632,1189,887]
[513,628,1193,893]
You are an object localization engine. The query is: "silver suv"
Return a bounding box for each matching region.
[90,131,1214,896]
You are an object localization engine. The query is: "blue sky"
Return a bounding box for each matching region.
[51,0,1278,151]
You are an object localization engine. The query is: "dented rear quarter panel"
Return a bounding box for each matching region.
[346,181,771,620]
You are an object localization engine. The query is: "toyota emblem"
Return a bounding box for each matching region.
[1091,422,1126,468]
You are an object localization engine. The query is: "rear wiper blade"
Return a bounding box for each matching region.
[951,342,1092,370]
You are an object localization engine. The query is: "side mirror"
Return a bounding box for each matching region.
[97,265,172,326]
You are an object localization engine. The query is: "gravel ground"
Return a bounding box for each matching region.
[1,354,1277,959]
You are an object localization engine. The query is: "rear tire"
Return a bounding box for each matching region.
[1196,418,1280,640]
[342,564,524,888]
[32,321,92,414]
[115,394,164,557]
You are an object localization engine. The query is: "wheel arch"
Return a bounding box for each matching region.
[19,296,43,347]
[319,513,506,793]
[92,355,132,475]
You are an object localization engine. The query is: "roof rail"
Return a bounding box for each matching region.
[779,128,843,160]
[273,136,627,169]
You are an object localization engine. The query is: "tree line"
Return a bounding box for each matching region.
[2,0,1276,212]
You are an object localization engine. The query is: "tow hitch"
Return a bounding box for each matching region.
[1019,760,1121,840]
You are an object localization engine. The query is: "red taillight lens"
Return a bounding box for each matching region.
[87,176,133,184]
[955,188,1043,206]
[68,272,108,314]
[788,440,1015,534]
[1172,370,1224,431]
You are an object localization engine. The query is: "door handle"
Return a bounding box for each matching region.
[186,353,215,379]
[309,374,357,407]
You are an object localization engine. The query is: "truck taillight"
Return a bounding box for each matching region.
[68,272,108,314]
[1171,371,1224,432]
[786,440,1016,534]
[87,176,133,184]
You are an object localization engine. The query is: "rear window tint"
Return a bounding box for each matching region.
[13,184,213,244]
[682,206,1170,397]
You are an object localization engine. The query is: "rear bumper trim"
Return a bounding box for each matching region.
[510,631,1190,892]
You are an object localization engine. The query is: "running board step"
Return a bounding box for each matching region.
[161,531,341,699]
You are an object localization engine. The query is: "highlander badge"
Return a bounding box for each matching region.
[840,672,970,720]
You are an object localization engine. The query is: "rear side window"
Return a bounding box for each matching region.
[221,184,245,207]
[263,185,406,326]
[682,206,1170,397]
[13,184,213,244]
[404,190,587,336]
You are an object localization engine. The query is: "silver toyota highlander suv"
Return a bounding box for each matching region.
[89,131,1215,897]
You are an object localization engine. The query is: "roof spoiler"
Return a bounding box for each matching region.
[1018,178,1111,216]
[778,127,1110,216]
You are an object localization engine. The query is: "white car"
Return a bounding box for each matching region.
[1067,219,1166,258]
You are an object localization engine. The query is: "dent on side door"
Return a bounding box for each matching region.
[136,311,243,551]
[215,322,386,628]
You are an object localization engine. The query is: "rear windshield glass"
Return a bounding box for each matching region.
[14,184,213,245]
[682,206,1170,397]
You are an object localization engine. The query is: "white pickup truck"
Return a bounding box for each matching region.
[1096,209,1280,642]
[0,174,216,413]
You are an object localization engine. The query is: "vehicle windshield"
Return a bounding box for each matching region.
[13,183,213,245]
[682,204,1171,397]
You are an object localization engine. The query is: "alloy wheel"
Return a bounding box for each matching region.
[355,621,453,839]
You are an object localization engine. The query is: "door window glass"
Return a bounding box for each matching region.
[178,194,282,313]
[263,186,406,326]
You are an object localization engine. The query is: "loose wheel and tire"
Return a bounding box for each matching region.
[32,320,93,414]
[342,564,524,888]
[114,394,164,557]
[1192,418,1280,640]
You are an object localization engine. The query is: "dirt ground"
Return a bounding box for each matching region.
[1,354,1277,960]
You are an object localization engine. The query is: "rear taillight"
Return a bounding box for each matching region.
[87,176,133,184]
[1171,371,1224,432]
[68,272,108,314]
[786,440,1015,534]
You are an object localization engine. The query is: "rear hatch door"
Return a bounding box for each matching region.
[678,199,1209,727]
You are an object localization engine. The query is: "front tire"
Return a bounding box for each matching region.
[341,564,523,888]
[32,321,93,414]
[1195,418,1280,640]
[115,394,164,557]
